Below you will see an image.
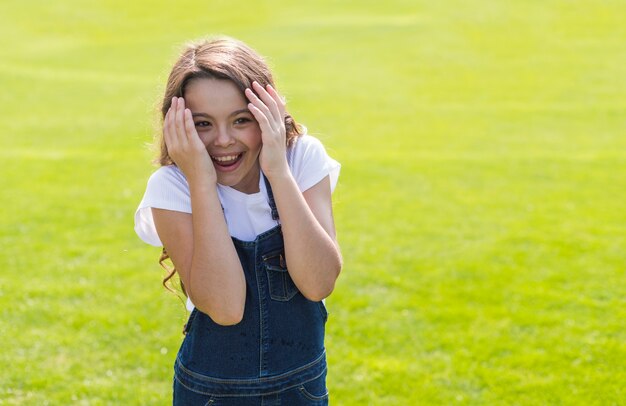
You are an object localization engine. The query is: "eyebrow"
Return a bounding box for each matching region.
[191,108,251,119]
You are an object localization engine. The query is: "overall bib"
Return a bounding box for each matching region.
[173,178,329,405]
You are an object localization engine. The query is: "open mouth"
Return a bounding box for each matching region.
[211,153,243,168]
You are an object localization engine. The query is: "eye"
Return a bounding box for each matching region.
[195,121,211,128]
[234,117,252,125]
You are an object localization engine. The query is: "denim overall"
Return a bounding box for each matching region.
[173,177,329,405]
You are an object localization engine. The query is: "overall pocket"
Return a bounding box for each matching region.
[297,371,329,404]
[263,250,299,301]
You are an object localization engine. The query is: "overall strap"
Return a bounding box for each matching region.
[263,145,294,221]
[262,173,280,221]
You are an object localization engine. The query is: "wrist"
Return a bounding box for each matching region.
[188,176,218,194]
[264,167,295,190]
[264,164,292,183]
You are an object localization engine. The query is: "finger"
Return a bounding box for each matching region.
[245,89,276,132]
[169,97,178,138]
[175,97,188,145]
[184,108,198,144]
[252,81,281,123]
[248,103,274,139]
[265,84,286,120]
[163,107,173,146]
[249,82,281,125]
[165,100,178,146]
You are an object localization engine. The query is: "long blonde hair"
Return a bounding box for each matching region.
[156,37,303,294]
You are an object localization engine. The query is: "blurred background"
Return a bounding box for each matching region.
[1,0,624,404]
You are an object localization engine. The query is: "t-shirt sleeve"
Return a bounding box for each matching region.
[134,165,191,246]
[289,135,341,193]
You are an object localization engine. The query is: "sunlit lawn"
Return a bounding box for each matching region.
[1,0,625,404]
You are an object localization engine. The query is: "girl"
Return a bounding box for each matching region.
[134,37,342,405]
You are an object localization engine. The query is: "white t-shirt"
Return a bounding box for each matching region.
[134,134,340,246]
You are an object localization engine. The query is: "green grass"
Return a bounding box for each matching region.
[1,0,625,404]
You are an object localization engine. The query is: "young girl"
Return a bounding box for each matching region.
[134,37,342,405]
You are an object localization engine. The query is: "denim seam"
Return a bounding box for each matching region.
[261,249,283,262]
[254,241,263,376]
[174,374,216,400]
[299,385,330,401]
[175,366,327,397]
[266,272,298,301]
[175,350,326,384]
[262,250,298,301]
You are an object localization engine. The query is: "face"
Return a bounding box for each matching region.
[184,78,262,194]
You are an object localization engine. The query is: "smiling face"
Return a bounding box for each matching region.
[183,78,263,194]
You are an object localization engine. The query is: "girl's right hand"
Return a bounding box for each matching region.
[164,97,217,185]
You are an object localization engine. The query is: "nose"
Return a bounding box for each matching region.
[213,125,235,148]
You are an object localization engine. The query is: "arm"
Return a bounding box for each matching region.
[269,173,342,301]
[246,82,342,301]
[153,97,246,325]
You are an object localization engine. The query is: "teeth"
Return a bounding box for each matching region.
[212,154,239,162]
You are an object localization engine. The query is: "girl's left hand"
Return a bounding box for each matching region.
[245,82,289,179]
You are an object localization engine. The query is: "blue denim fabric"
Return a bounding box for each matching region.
[173,178,329,405]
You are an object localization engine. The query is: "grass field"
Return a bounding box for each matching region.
[1,0,625,404]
